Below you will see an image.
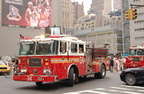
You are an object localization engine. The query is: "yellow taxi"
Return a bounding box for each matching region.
[0,60,11,74]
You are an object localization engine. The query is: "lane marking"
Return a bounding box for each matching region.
[121,85,144,89]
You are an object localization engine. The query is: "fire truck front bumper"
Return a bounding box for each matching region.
[13,75,57,82]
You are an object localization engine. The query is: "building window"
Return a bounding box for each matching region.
[133,0,140,2]
[135,36,144,40]
[135,28,144,32]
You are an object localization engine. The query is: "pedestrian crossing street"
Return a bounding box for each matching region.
[62,85,144,94]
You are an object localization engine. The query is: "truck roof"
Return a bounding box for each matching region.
[20,35,86,44]
[129,46,144,49]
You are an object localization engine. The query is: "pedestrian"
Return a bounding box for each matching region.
[114,58,120,72]
[119,57,124,71]
[110,57,114,72]
[11,57,18,73]
[122,57,126,69]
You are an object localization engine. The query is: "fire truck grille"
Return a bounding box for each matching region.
[133,57,140,61]
[29,58,41,67]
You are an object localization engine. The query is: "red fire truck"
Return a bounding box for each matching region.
[13,35,109,87]
[125,45,144,68]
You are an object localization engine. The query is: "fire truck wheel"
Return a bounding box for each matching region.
[67,67,74,87]
[94,64,106,78]
[124,73,136,85]
[35,82,43,86]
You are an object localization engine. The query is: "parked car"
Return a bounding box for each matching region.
[0,60,11,74]
[120,66,144,85]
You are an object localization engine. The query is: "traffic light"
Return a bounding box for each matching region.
[131,8,137,20]
[125,9,131,20]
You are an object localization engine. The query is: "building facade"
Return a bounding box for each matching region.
[113,0,122,11]
[73,25,122,55]
[72,2,84,24]
[74,14,96,30]
[88,0,104,18]
[62,0,74,29]
[103,16,122,29]
[73,14,103,30]
[89,0,121,18]
[102,0,112,18]
[129,0,144,46]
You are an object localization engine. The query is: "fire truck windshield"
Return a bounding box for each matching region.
[129,49,144,55]
[36,40,54,55]
[19,41,35,55]
[19,40,56,55]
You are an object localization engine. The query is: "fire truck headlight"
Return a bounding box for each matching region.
[140,58,143,61]
[43,69,51,75]
[21,69,27,73]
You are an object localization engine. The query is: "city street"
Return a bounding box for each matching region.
[1,0,144,94]
[0,71,144,94]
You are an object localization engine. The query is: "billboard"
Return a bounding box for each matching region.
[2,0,52,28]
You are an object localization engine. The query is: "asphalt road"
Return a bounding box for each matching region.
[0,71,144,94]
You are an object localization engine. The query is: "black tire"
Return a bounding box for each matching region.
[35,82,43,86]
[94,64,106,78]
[5,72,12,78]
[74,70,79,83]
[125,73,136,85]
[67,68,74,87]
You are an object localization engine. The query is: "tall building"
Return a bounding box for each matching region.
[72,2,84,24]
[89,0,121,18]
[112,0,121,11]
[88,0,104,18]
[102,0,112,18]
[52,0,62,27]
[128,0,144,46]
[62,0,74,30]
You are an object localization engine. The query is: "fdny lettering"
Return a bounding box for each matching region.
[27,76,32,81]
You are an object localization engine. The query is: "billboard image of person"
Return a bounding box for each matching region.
[25,1,39,27]
[2,0,52,28]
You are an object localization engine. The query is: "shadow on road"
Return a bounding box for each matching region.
[15,76,109,91]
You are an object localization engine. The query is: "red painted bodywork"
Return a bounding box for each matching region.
[125,56,144,68]
[13,55,109,82]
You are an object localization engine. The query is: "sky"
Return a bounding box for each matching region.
[71,0,92,15]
